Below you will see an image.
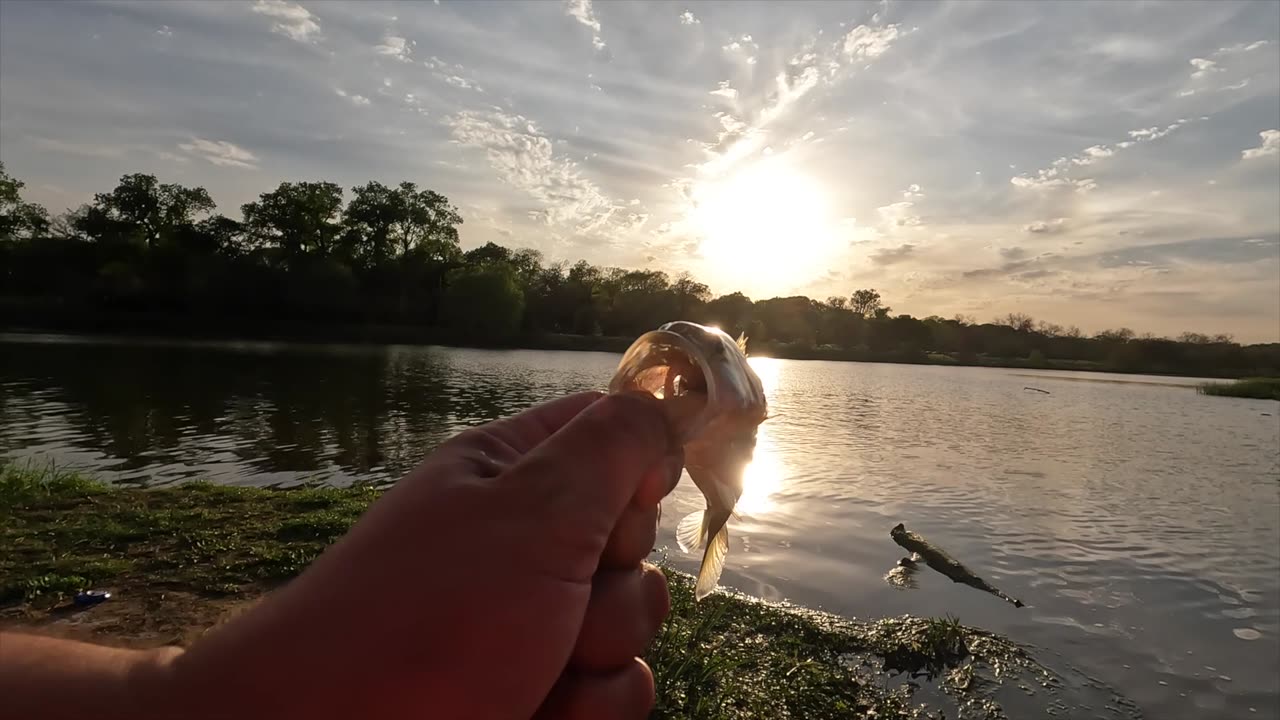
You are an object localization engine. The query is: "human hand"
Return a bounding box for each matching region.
[167,391,682,720]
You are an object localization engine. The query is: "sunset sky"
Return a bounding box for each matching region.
[1,0,1277,340]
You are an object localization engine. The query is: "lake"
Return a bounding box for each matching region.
[2,333,1277,719]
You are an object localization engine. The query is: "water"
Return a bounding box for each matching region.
[2,333,1277,719]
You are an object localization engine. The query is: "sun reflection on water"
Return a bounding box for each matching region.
[736,356,784,517]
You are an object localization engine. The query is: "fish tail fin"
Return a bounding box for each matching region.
[694,510,731,600]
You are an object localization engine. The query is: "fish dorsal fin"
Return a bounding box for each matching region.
[736,332,748,355]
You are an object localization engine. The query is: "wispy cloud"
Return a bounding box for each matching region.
[250,0,321,44]
[1024,218,1068,235]
[1011,118,1199,192]
[709,81,739,100]
[679,11,700,26]
[843,24,900,60]
[334,88,370,106]
[1189,57,1222,80]
[722,34,759,64]
[564,0,606,53]
[374,34,413,62]
[177,138,259,169]
[446,109,611,227]
[1242,129,1280,160]
[869,243,916,265]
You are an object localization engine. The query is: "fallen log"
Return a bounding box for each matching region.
[890,523,1025,608]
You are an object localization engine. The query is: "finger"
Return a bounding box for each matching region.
[571,564,669,671]
[506,392,672,540]
[481,391,604,454]
[533,659,655,720]
[600,504,658,570]
[634,449,684,508]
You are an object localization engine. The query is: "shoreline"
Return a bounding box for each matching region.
[0,314,1260,380]
[0,463,1097,719]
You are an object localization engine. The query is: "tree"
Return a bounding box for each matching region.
[0,161,50,241]
[998,312,1036,333]
[442,264,525,339]
[241,182,345,266]
[86,173,214,249]
[344,181,462,265]
[850,289,883,318]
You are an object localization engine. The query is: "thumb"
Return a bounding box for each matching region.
[504,392,673,566]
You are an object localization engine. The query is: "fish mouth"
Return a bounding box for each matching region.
[609,328,717,438]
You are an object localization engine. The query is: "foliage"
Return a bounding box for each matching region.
[1198,377,1280,400]
[1,165,1277,378]
[442,263,526,339]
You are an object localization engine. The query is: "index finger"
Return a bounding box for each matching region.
[503,392,673,551]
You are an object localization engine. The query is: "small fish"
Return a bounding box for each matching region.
[610,321,768,599]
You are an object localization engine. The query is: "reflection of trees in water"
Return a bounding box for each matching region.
[0,340,548,483]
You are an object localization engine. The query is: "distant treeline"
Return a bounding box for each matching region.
[1,163,1277,378]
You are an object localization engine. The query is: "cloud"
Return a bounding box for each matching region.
[679,11,699,26]
[374,35,413,62]
[251,0,322,44]
[869,243,916,265]
[709,81,739,100]
[177,138,259,169]
[842,24,901,60]
[1242,129,1280,160]
[1000,246,1028,260]
[565,0,606,53]
[722,34,759,64]
[1189,58,1222,80]
[902,183,923,199]
[877,201,920,227]
[1217,40,1268,55]
[334,88,371,106]
[442,75,482,91]
[1012,119,1197,191]
[156,26,173,38]
[445,109,612,227]
[1024,218,1068,234]
[1073,145,1115,165]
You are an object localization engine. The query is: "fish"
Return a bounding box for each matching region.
[609,320,769,600]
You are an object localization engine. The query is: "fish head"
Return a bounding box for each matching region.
[610,321,768,506]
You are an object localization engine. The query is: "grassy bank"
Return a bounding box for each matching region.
[1,463,1057,719]
[1198,377,1280,400]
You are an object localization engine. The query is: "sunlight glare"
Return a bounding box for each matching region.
[735,355,785,517]
[691,159,840,296]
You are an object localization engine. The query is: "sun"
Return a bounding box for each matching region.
[690,159,839,295]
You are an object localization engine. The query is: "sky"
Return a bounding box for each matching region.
[1,0,1278,342]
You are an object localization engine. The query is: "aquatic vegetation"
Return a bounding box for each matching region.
[1198,377,1280,400]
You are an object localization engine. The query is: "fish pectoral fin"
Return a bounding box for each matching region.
[695,520,730,601]
[676,509,707,553]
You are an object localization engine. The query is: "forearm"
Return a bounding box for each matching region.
[0,632,183,720]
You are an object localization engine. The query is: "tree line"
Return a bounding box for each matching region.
[1,163,1276,377]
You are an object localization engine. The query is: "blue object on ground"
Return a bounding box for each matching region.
[73,590,112,607]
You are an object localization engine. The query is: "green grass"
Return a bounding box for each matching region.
[1,462,1046,719]
[1198,377,1280,400]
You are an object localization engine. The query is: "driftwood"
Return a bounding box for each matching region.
[1023,386,1051,394]
[890,523,1024,608]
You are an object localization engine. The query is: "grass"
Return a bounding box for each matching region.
[1,462,1048,719]
[1198,377,1280,401]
